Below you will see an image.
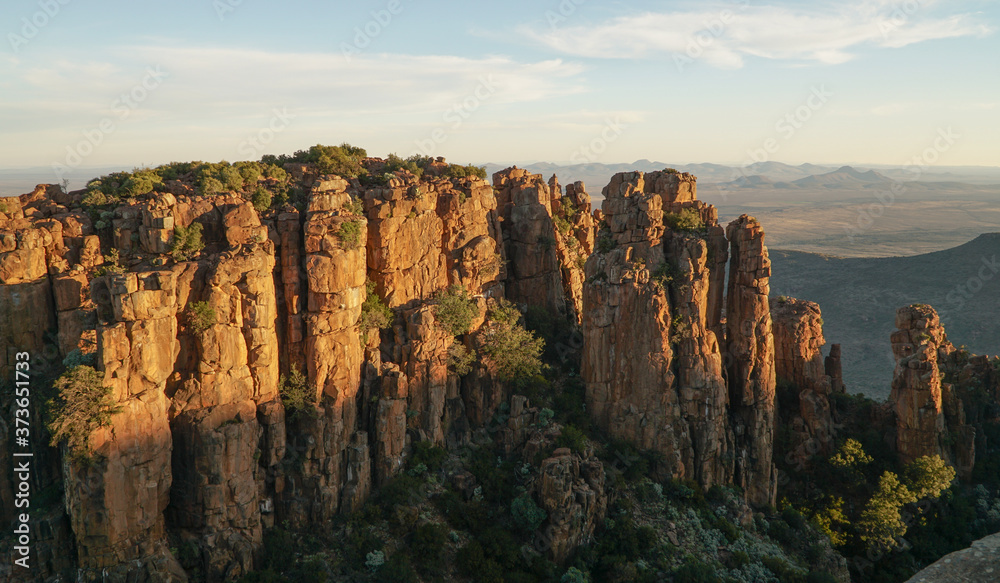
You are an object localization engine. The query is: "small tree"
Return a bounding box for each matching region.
[511,492,547,532]
[857,471,915,550]
[279,368,316,415]
[251,187,272,212]
[47,366,122,461]
[434,285,477,336]
[904,455,956,500]
[186,301,216,332]
[359,281,392,339]
[663,208,706,233]
[448,341,476,376]
[480,299,544,383]
[336,220,364,250]
[171,223,205,261]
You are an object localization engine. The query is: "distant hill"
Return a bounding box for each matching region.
[790,166,891,188]
[769,233,1000,399]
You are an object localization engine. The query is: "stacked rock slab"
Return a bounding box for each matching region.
[584,171,775,499]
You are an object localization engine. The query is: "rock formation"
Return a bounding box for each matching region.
[493,168,591,324]
[581,169,776,506]
[771,297,839,457]
[890,304,977,479]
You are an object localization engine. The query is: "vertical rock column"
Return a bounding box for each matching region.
[725,215,777,507]
[69,270,179,576]
[493,168,567,317]
[583,171,682,474]
[771,297,836,457]
[888,303,975,476]
[281,185,367,525]
[168,243,280,581]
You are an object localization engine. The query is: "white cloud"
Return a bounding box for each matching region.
[518,0,992,67]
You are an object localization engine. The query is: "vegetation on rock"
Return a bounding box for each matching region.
[47,365,121,461]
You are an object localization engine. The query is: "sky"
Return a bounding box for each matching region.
[2,0,998,182]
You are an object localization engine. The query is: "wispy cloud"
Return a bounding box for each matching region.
[518,0,992,67]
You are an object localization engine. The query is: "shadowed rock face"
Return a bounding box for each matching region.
[581,170,778,506]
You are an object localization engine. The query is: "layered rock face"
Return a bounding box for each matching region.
[0,162,526,580]
[890,304,977,478]
[771,298,839,457]
[581,170,776,506]
[493,168,591,323]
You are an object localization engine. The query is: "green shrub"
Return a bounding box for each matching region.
[596,234,615,253]
[235,161,262,185]
[359,281,392,339]
[663,208,706,233]
[672,557,721,583]
[561,567,590,583]
[344,196,364,215]
[374,553,419,583]
[444,163,487,180]
[511,493,548,533]
[289,144,368,178]
[410,523,448,576]
[279,368,316,415]
[47,366,122,461]
[171,223,205,260]
[198,176,225,196]
[448,341,476,376]
[556,424,587,454]
[94,248,127,277]
[410,440,447,472]
[434,285,478,336]
[251,187,272,212]
[263,163,287,182]
[457,542,503,583]
[651,262,675,289]
[186,301,216,332]
[335,219,363,250]
[480,299,544,383]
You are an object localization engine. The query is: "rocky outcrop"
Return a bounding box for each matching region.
[493,168,591,323]
[903,532,1000,583]
[890,304,977,479]
[584,171,779,501]
[535,448,606,564]
[725,215,777,506]
[771,297,837,457]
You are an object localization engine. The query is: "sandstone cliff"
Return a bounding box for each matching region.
[581,170,776,506]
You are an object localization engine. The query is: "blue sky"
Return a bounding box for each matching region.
[2,0,997,178]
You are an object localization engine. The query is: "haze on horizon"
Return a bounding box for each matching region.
[2,0,998,183]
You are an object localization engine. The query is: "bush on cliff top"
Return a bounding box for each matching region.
[663,208,706,233]
[336,219,364,250]
[47,365,122,462]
